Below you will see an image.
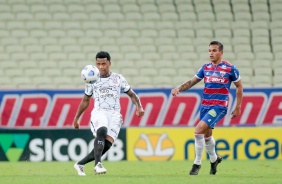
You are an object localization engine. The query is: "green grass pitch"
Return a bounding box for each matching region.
[1,160,281,184]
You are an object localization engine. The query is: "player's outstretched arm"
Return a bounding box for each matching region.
[231,80,243,119]
[126,89,144,117]
[171,76,201,96]
[73,94,91,129]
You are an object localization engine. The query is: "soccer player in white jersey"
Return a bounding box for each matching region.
[73,51,144,176]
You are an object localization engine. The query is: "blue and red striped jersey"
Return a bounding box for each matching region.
[195,61,240,109]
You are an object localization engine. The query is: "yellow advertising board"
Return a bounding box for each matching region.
[127,128,282,161]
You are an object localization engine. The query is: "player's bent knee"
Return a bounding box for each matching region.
[106,135,114,143]
[97,126,107,138]
[194,134,204,140]
[204,136,212,142]
[195,121,210,134]
[105,139,113,149]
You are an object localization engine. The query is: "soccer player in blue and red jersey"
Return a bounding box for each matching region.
[171,41,243,175]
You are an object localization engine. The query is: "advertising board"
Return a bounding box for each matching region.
[1,88,281,128]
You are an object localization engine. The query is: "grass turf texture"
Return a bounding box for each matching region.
[1,160,281,184]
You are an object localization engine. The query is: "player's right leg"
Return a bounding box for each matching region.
[205,130,217,163]
[210,156,223,175]
[90,110,109,174]
[189,121,209,175]
[189,108,211,175]
[93,126,107,174]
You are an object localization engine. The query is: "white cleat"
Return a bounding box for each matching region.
[94,162,107,174]
[74,162,86,176]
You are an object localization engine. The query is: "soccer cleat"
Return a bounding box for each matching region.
[189,164,201,175]
[94,162,107,174]
[210,156,223,175]
[74,162,86,176]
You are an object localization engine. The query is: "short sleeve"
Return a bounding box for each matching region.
[119,74,131,93]
[230,65,241,82]
[195,65,204,79]
[84,83,93,96]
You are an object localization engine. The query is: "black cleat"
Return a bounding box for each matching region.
[210,156,223,175]
[189,164,201,175]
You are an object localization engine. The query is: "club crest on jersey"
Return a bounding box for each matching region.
[221,65,227,69]
[112,77,118,84]
[220,71,226,77]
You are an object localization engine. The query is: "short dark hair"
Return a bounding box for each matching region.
[96,51,111,61]
[209,41,224,51]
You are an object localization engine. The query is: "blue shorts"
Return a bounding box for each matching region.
[200,106,227,128]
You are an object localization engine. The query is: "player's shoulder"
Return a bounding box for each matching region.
[111,72,126,79]
[221,60,239,70]
[201,62,214,70]
[221,60,233,66]
[111,72,119,76]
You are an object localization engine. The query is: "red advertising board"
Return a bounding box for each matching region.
[0,88,281,128]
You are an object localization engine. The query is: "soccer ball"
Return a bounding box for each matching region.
[81,65,100,84]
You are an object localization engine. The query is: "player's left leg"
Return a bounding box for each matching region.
[76,139,113,165]
[205,129,217,163]
[205,131,223,175]
[88,110,109,174]
[203,106,226,175]
[94,110,122,174]
[93,126,108,174]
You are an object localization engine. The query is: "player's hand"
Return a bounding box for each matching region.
[136,107,145,117]
[74,120,80,129]
[171,88,180,96]
[231,107,241,119]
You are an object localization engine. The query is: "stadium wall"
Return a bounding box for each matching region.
[1,88,282,162]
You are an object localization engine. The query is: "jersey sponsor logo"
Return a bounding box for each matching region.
[205,76,227,83]
[99,87,118,98]
[208,109,217,117]
[134,133,174,161]
[99,87,112,93]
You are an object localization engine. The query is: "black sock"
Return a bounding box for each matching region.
[77,140,112,165]
[94,126,107,165]
[77,149,94,165]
